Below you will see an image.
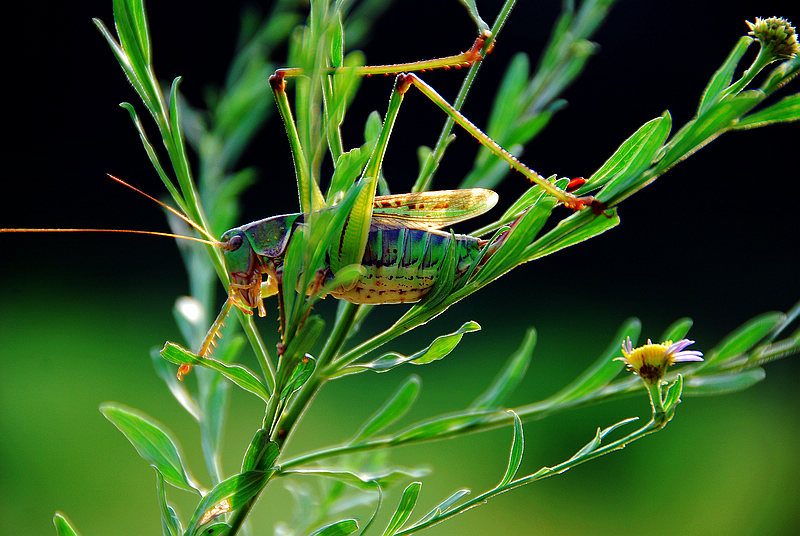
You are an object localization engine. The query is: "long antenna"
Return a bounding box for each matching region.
[0,174,221,247]
[0,227,219,246]
[105,174,218,243]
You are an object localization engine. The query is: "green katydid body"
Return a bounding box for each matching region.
[219,188,499,313]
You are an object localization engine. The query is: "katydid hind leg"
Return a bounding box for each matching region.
[394,73,601,212]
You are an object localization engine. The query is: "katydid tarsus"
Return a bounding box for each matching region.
[1,32,600,379]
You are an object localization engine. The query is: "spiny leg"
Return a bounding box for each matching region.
[177,298,238,380]
[394,73,601,211]
[274,31,493,80]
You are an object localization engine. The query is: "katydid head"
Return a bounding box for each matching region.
[219,213,303,310]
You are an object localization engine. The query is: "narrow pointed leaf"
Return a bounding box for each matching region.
[53,512,81,536]
[349,321,480,373]
[309,519,359,536]
[546,318,640,404]
[596,114,672,202]
[382,482,422,536]
[392,410,492,442]
[734,93,800,128]
[281,354,317,399]
[416,489,470,524]
[284,468,428,491]
[155,470,181,536]
[585,115,666,192]
[100,403,203,494]
[352,376,421,443]
[657,92,763,173]
[470,328,536,410]
[160,342,270,401]
[242,429,279,472]
[697,36,753,114]
[185,470,270,535]
[198,523,230,535]
[525,207,620,264]
[662,375,684,410]
[703,312,784,367]
[498,411,524,488]
[150,347,202,421]
[567,417,638,464]
[659,318,693,344]
[683,369,766,396]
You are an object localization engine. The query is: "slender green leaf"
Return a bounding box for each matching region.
[281,354,317,399]
[185,470,270,536]
[309,519,359,536]
[473,192,556,285]
[458,0,488,31]
[657,92,763,174]
[382,482,422,536]
[53,512,81,536]
[525,207,620,262]
[160,342,270,401]
[734,93,800,129]
[486,53,529,141]
[703,312,785,367]
[746,329,800,367]
[498,412,524,487]
[662,376,684,410]
[698,36,753,114]
[596,113,672,203]
[415,489,470,524]
[566,417,639,464]
[414,231,459,309]
[155,470,181,536]
[198,523,230,535]
[100,402,203,494]
[242,429,279,472]
[327,144,374,204]
[347,321,480,373]
[118,102,184,208]
[352,376,422,443]
[659,318,693,344]
[150,347,201,421]
[546,318,640,404]
[392,410,492,442]
[760,55,800,95]
[584,115,666,192]
[470,328,536,410]
[683,369,766,396]
[284,467,428,491]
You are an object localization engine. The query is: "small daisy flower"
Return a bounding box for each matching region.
[746,17,800,60]
[616,337,704,385]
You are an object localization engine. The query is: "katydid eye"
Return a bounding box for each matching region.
[227,234,244,251]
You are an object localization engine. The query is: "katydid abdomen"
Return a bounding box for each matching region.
[328,227,486,304]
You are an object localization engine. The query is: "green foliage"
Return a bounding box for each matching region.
[53,0,800,534]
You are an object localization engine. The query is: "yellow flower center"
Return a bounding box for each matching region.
[623,341,672,369]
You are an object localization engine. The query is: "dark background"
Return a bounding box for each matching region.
[2,1,799,535]
[6,0,798,326]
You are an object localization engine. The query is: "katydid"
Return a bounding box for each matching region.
[1,32,599,379]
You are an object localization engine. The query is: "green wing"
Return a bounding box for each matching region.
[371,188,498,230]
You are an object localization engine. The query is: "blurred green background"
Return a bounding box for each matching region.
[3,0,799,535]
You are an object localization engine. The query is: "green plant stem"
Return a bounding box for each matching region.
[395,414,670,535]
[721,46,773,99]
[278,376,640,469]
[318,302,361,368]
[412,0,517,193]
